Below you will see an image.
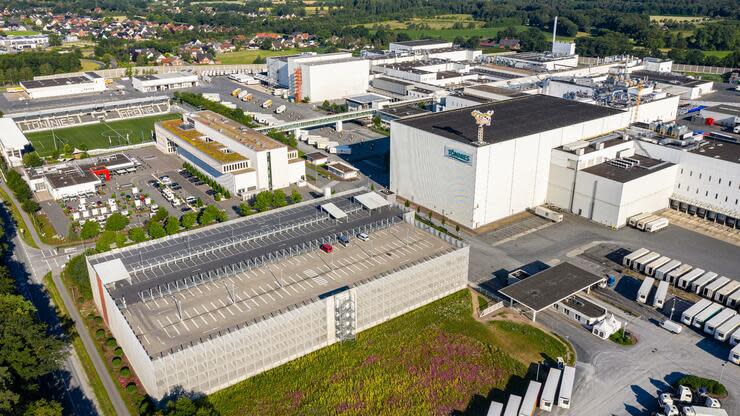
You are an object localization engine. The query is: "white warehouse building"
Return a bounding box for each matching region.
[132,72,199,93]
[390,95,652,229]
[0,118,31,167]
[86,190,469,398]
[155,111,305,197]
[266,52,369,102]
[20,72,106,99]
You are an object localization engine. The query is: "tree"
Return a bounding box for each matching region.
[147,222,166,239]
[165,216,180,235]
[95,230,116,252]
[290,189,302,204]
[128,227,147,243]
[22,152,43,168]
[180,212,197,229]
[105,213,129,231]
[260,38,273,50]
[151,207,168,223]
[253,191,272,212]
[198,205,219,226]
[23,399,63,416]
[80,221,100,239]
[238,203,253,217]
[272,189,287,208]
[21,199,40,214]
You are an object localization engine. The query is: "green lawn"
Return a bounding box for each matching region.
[392,25,528,42]
[2,30,41,36]
[217,48,305,64]
[209,291,572,415]
[702,50,733,58]
[26,113,180,157]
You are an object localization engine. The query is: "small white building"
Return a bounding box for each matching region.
[643,57,673,73]
[326,161,359,180]
[132,72,199,93]
[553,295,607,327]
[20,72,105,99]
[26,163,101,200]
[592,314,622,339]
[0,118,31,167]
[631,70,713,99]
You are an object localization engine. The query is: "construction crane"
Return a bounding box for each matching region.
[632,77,645,125]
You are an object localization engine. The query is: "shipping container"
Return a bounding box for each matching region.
[655,260,682,281]
[518,381,542,416]
[645,217,669,232]
[678,268,705,289]
[690,272,718,294]
[628,212,654,228]
[539,368,561,412]
[534,206,564,223]
[503,395,522,416]
[681,299,713,325]
[714,315,740,342]
[636,215,660,230]
[714,281,740,304]
[487,401,504,416]
[704,308,736,336]
[646,256,672,277]
[692,302,723,328]
[666,264,693,285]
[637,277,655,304]
[653,281,670,308]
[702,276,730,299]
[558,366,575,409]
[622,248,649,268]
[634,252,660,272]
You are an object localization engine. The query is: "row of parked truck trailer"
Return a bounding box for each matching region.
[623,247,740,365]
[487,366,576,416]
[627,212,670,232]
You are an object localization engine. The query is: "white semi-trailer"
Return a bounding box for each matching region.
[704,308,736,336]
[655,260,681,281]
[690,272,718,294]
[558,366,575,409]
[533,206,564,223]
[653,281,670,308]
[714,281,740,304]
[692,302,723,329]
[714,315,740,342]
[678,268,705,290]
[666,263,692,285]
[644,217,669,232]
[628,212,653,228]
[637,277,655,304]
[518,381,542,416]
[681,299,713,325]
[503,395,522,416]
[487,401,504,416]
[730,344,740,365]
[646,256,672,277]
[702,276,730,299]
[634,252,660,272]
[636,215,660,230]
[623,248,649,268]
[539,368,561,412]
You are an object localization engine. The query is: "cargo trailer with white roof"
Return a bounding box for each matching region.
[646,256,672,277]
[678,268,705,290]
[701,275,728,298]
[691,272,718,294]
[636,215,660,230]
[634,252,660,272]
[558,366,575,409]
[731,328,740,346]
[714,315,740,342]
[681,406,729,416]
[653,281,670,308]
[623,248,650,268]
[503,395,522,416]
[518,380,542,416]
[692,302,723,329]
[681,299,713,325]
[487,401,504,416]
[637,277,655,303]
[644,217,669,232]
[628,213,653,228]
[727,287,740,309]
[655,260,682,281]
[540,368,561,412]
[730,344,740,365]
[666,264,692,285]
[714,281,740,304]
[704,308,736,336]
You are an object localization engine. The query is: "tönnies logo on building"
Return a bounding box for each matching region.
[444,146,472,165]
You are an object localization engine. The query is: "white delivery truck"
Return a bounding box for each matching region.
[702,276,730,299]
[655,260,682,281]
[503,395,522,416]
[487,401,504,416]
[634,252,660,272]
[558,366,575,409]
[646,256,672,277]
[518,381,541,416]
[666,264,693,285]
[691,302,723,329]
[274,104,286,114]
[704,308,736,336]
[534,206,564,223]
[660,319,683,334]
[690,272,718,294]
[628,212,654,228]
[645,217,669,232]
[653,281,669,308]
[623,248,650,268]
[678,268,705,290]
[539,368,561,412]
[637,277,655,304]
[714,315,740,342]
[681,298,713,325]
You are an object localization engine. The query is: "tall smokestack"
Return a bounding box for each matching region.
[552,16,558,45]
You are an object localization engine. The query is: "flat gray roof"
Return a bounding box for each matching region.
[582,155,675,183]
[500,262,604,312]
[689,137,740,164]
[704,104,740,118]
[396,95,623,146]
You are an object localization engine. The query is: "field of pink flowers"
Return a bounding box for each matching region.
[210,290,559,415]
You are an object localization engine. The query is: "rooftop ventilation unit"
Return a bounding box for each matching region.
[607,157,640,169]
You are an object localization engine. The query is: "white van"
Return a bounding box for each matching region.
[660,320,682,334]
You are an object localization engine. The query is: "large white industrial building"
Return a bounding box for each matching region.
[86,190,469,398]
[0,34,49,51]
[131,72,199,93]
[266,52,369,102]
[155,111,305,197]
[20,72,106,99]
[0,118,31,167]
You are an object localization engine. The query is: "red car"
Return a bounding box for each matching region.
[320,243,333,253]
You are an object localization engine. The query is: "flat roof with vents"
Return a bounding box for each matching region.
[191,110,283,151]
[689,138,740,165]
[582,154,674,182]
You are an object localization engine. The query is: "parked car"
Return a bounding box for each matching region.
[357,232,369,241]
[320,243,333,253]
[185,196,197,204]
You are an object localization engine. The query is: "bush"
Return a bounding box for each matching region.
[609,329,636,346]
[675,375,727,396]
[147,222,166,239]
[111,357,122,367]
[125,383,137,393]
[120,367,131,377]
[106,337,117,348]
[80,221,100,240]
[114,347,123,357]
[105,212,129,231]
[63,254,92,300]
[95,329,105,339]
[128,227,147,243]
[93,315,103,324]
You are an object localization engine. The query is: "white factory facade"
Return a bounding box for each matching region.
[0,118,31,167]
[266,52,369,102]
[20,72,106,99]
[155,110,305,197]
[390,94,686,229]
[132,72,199,92]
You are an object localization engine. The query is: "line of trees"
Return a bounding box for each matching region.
[6,170,40,214]
[0,50,82,84]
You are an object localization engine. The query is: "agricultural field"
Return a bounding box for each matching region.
[649,15,711,23]
[26,113,180,157]
[362,14,482,30]
[1,30,41,36]
[216,48,306,64]
[209,290,573,415]
[80,59,103,71]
